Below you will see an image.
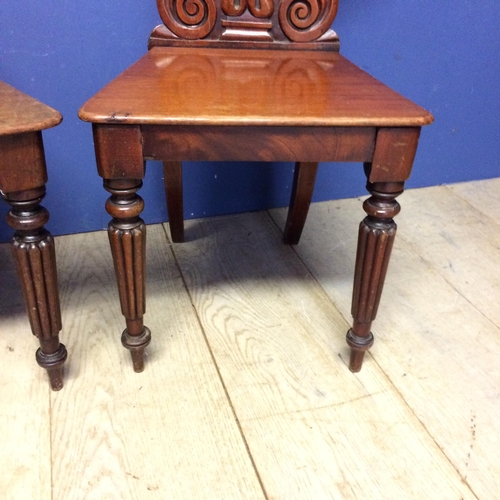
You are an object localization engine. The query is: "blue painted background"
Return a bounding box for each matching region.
[1,1,499,242]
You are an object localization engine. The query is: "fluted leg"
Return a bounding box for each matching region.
[347,181,405,372]
[284,162,319,245]
[162,161,184,243]
[3,187,67,390]
[104,179,151,372]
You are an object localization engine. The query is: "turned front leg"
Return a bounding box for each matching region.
[347,181,404,372]
[3,187,67,390]
[104,179,151,372]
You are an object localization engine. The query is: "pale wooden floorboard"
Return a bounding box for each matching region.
[0,245,51,500]
[447,177,500,225]
[396,184,500,327]
[50,226,264,500]
[269,181,500,499]
[167,212,474,499]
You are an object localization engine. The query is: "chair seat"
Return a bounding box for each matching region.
[0,82,62,136]
[79,47,432,128]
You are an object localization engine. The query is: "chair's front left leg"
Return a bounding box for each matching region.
[347,180,405,372]
[104,179,150,372]
[3,187,67,390]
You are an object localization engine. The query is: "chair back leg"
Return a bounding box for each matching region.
[284,161,319,245]
[163,161,184,243]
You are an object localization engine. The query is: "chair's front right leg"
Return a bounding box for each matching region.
[347,180,405,372]
[104,179,150,372]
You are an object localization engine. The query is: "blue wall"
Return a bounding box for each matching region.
[1,1,499,242]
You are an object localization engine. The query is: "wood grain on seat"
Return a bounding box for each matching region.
[0,82,62,136]
[79,48,432,127]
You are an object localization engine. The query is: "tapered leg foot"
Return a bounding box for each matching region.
[348,181,404,371]
[105,179,150,372]
[163,161,184,243]
[346,329,374,373]
[3,187,67,390]
[284,162,318,245]
[121,327,151,372]
[36,342,68,390]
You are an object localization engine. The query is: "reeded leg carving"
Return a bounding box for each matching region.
[347,181,405,372]
[284,161,319,245]
[162,161,184,243]
[104,179,151,372]
[3,187,67,390]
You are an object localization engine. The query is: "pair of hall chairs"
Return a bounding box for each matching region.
[1,0,432,389]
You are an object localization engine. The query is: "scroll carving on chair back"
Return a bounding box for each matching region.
[150,0,340,51]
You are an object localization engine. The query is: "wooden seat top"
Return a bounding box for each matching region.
[0,82,62,136]
[79,47,433,128]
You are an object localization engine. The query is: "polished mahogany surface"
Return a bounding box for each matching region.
[79,47,433,127]
[150,0,340,50]
[0,82,62,136]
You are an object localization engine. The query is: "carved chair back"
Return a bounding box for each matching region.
[150,0,340,50]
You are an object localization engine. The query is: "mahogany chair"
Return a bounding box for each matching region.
[79,0,433,373]
[0,82,67,390]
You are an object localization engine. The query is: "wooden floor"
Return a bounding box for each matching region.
[1,178,499,500]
